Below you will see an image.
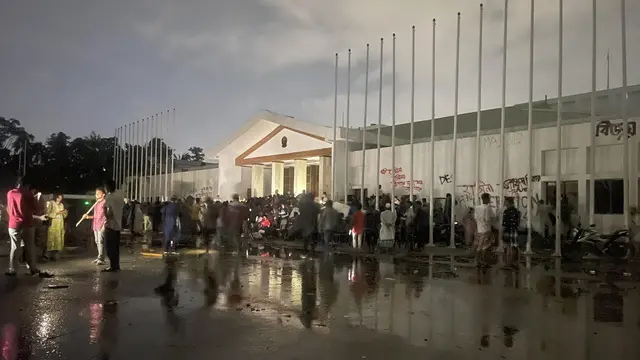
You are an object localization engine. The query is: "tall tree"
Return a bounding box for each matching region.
[187,146,204,162]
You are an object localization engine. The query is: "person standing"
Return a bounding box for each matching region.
[5,177,53,277]
[300,194,321,252]
[161,196,179,253]
[317,199,338,249]
[45,194,67,260]
[83,188,107,265]
[379,203,396,251]
[474,193,496,268]
[502,198,521,269]
[103,180,123,272]
[350,202,364,250]
[227,194,249,251]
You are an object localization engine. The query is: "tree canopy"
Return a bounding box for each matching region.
[0,116,193,194]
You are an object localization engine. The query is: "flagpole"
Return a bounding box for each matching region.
[498,0,509,253]
[171,109,176,196]
[129,123,134,199]
[345,48,352,202]
[158,111,166,201]
[332,53,339,200]
[391,33,396,213]
[450,12,461,249]
[410,26,416,203]
[620,0,629,228]
[376,39,383,211]
[428,19,436,247]
[126,123,133,199]
[361,44,370,204]
[151,115,156,201]
[132,121,136,201]
[156,113,161,200]
[475,4,484,208]
[141,119,146,202]
[135,120,140,201]
[114,127,120,188]
[525,0,535,255]
[125,123,130,198]
[122,124,127,196]
[588,0,596,228]
[553,0,564,257]
[165,110,170,200]
[119,126,124,189]
[112,128,117,182]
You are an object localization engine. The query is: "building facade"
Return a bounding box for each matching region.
[183,86,640,231]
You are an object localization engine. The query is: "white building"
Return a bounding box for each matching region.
[186,86,640,231]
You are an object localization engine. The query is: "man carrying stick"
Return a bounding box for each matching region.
[82,188,108,265]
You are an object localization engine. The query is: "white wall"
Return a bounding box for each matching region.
[145,168,219,199]
[349,120,639,232]
[208,119,278,200]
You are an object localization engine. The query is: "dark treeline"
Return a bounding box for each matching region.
[1,116,204,194]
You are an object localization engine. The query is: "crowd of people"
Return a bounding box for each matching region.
[3,173,576,278]
[2,176,124,277]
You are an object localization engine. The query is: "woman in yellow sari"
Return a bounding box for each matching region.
[46,194,68,259]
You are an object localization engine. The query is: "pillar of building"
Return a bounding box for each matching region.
[293,159,308,195]
[271,162,284,195]
[251,164,264,197]
[318,156,332,198]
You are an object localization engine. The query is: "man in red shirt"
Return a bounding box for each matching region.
[5,177,53,277]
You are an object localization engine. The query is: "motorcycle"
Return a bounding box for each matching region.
[575,225,636,260]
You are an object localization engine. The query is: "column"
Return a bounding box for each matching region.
[271,162,284,195]
[293,159,308,195]
[318,156,332,198]
[251,164,264,197]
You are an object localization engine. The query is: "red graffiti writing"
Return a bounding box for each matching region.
[380,167,403,175]
[380,167,422,192]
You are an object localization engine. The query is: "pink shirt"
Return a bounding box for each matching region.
[7,188,35,229]
[92,200,107,231]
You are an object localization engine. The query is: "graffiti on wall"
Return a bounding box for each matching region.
[502,174,541,194]
[595,120,637,140]
[483,133,523,148]
[191,185,215,199]
[454,175,541,226]
[439,174,452,184]
[380,167,423,192]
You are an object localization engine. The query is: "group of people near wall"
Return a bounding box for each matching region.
[2,175,124,277]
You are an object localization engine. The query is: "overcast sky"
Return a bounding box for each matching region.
[1,0,639,153]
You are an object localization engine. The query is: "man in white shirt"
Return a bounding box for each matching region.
[103,180,124,272]
[474,193,496,267]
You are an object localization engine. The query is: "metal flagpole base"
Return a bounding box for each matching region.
[523,249,534,255]
[551,251,562,257]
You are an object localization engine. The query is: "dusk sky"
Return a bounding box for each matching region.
[1,0,639,153]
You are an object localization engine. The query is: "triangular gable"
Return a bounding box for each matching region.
[235,126,331,166]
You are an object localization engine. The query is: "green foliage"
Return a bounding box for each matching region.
[0,117,196,194]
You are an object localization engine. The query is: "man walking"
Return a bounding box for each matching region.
[161,196,179,253]
[474,193,496,268]
[227,194,249,251]
[502,197,521,269]
[102,180,123,272]
[5,176,53,278]
[318,199,338,251]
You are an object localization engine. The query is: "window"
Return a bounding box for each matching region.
[594,179,624,214]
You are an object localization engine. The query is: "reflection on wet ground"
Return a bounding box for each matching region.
[0,244,639,359]
[222,244,640,358]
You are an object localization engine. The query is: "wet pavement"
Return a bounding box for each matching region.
[0,244,639,359]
